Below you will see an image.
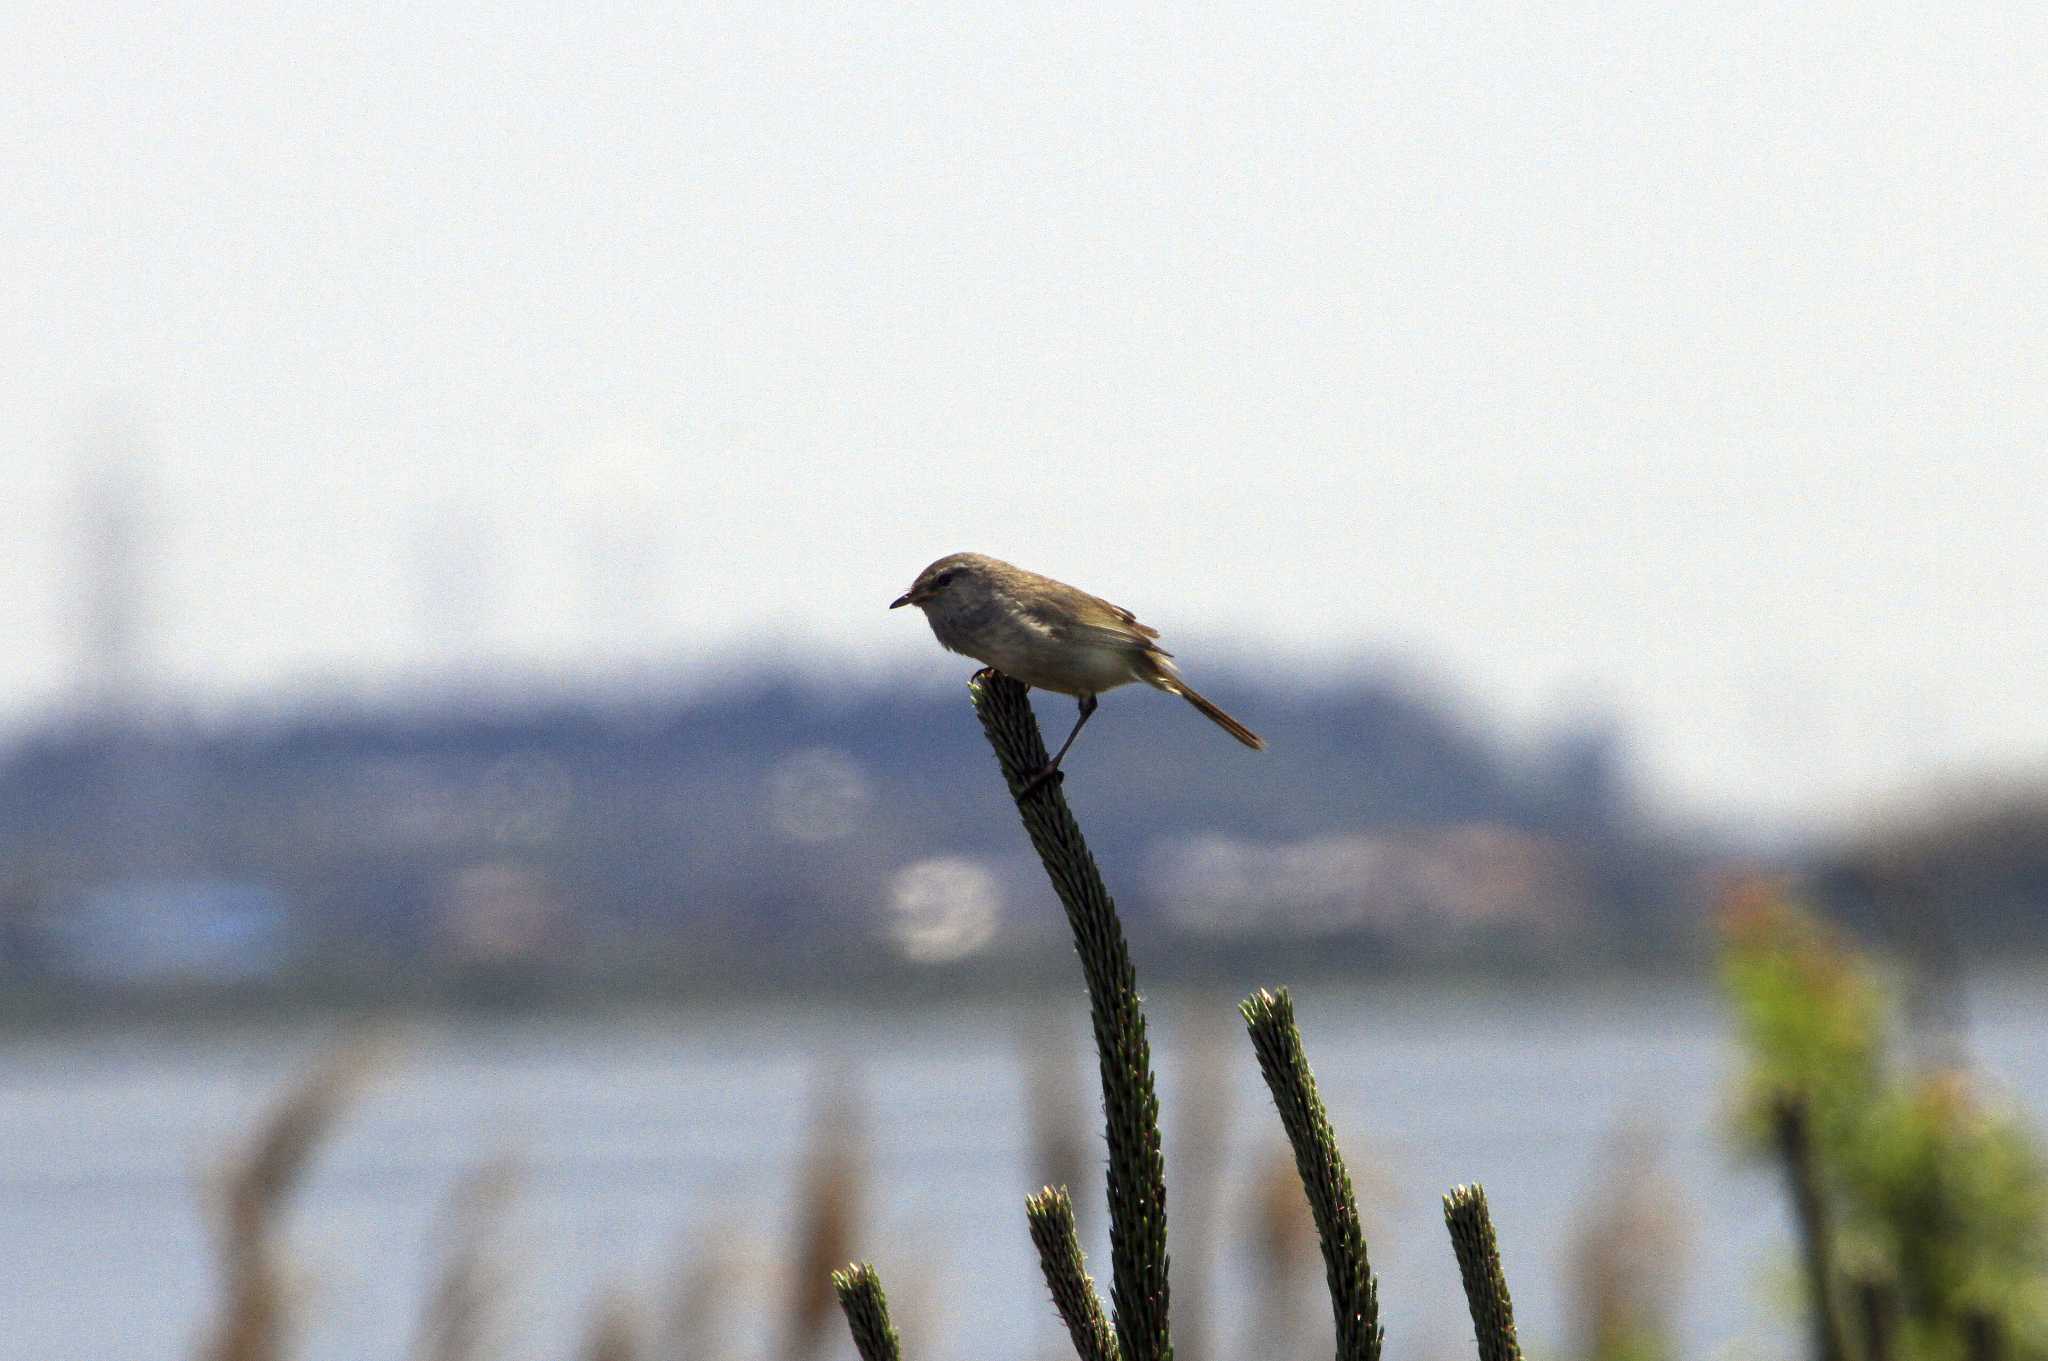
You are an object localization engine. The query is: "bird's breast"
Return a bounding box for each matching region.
[926,600,1141,696]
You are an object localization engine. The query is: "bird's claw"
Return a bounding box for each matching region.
[1017,764,1065,799]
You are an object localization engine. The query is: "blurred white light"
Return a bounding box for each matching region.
[1149,825,1588,936]
[886,857,1001,963]
[436,861,562,965]
[1151,832,1382,935]
[766,747,872,842]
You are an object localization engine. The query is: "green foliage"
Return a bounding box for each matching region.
[1861,1077,2048,1361]
[1717,884,2048,1361]
[1586,1319,1678,1361]
[1719,884,1888,1154]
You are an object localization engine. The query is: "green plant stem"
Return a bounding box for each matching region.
[972,671,1172,1361]
[1443,1184,1524,1361]
[1771,1093,1849,1361]
[1962,1310,2004,1361]
[1026,1186,1121,1361]
[830,1264,902,1361]
[1852,1274,1897,1361]
[1240,986,1382,1361]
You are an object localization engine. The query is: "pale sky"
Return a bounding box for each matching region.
[4,3,2044,835]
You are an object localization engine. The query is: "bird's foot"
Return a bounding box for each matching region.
[1017,763,1066,799]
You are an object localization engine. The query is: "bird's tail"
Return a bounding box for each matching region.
[1169,681,1265,751]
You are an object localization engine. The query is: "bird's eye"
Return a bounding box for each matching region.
[931,570,955,589]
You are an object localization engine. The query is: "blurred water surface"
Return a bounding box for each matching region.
[6,972,2046,1361]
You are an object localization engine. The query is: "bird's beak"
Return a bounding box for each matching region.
[889,591,915,609]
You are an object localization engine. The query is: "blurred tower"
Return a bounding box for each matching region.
[67,425,193,879]
[71,442,152,723]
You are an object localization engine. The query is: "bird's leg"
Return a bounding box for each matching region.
[1020,694,1098,797]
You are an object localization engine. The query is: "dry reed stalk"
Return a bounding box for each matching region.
[410,1158,520,1361]
[781,1075,865,1361]
[1169,1002,1233,1361]
[197,1037,385,1361]
[1022,1021,1091,1230]
[1239,1143,1319,1359]
[660,1224,747,1361]
[579,1293,642,1361]
[1567,1127,1685,1361]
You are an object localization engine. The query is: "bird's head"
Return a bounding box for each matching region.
[889,553,991,611]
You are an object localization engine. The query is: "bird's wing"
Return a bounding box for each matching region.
[1017,584,1172,657]
[1090,593,1162,640]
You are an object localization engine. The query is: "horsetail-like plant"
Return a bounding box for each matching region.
[836,671,1525,1361]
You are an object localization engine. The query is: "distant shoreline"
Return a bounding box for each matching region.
[9,944,2045,1037]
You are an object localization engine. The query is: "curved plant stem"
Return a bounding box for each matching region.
[830,1263,902,1361]
[1443,1183,1523,1361]
[972,671,1172,1361]
[1241,986,1382,1361]
[1027,1185,1121,1361]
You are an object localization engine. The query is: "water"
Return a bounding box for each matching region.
[5,973,2046,1361]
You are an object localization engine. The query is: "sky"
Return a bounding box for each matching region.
[4,3,2044,835]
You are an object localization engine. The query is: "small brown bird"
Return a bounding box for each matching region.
[890,552,1264,791]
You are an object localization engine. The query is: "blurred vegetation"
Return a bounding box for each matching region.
[1718,880,2048,1361]
[179,854,2048,1361]
[1568,1127,1686,1361]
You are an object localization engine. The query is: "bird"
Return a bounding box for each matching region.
[890,552,1263,793]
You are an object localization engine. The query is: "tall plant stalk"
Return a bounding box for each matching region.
[837,671,1527,1361]
[971,671,1173,1361]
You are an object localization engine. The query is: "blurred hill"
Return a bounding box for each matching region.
[0,666,2037,1006]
